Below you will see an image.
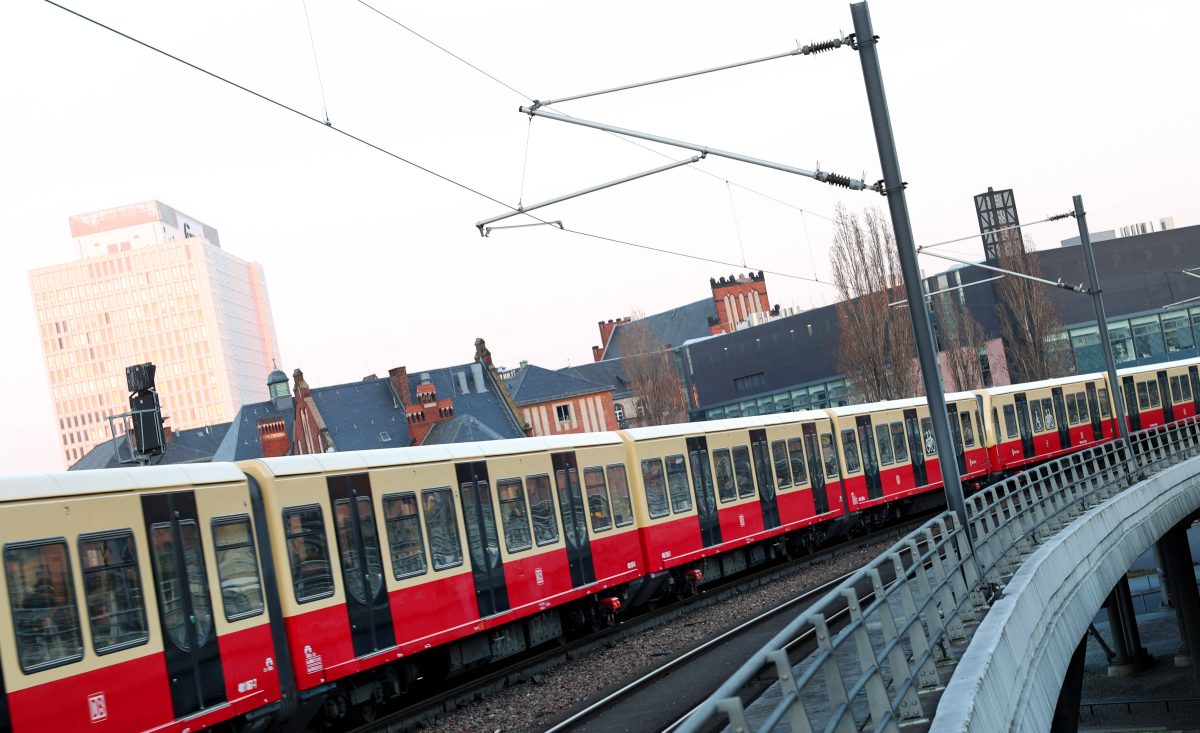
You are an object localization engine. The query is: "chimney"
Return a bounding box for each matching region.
[471,362,488,393]
[292,369,311,399]
[456,371,470,394]
[519,360,529,368]
[387,367,411,408]
[257,416,290,458]
[163,426,175,444]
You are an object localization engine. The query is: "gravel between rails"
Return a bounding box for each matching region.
[419,539,892,733]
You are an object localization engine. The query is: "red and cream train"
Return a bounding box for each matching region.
[1,357,1197,732]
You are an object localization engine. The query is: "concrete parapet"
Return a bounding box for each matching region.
[931,455,1200,732]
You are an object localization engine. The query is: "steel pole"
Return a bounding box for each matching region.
[851,2,970,536]
[1074,195,1130,445]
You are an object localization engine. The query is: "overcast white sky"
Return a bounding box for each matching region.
[2,0,1196,473]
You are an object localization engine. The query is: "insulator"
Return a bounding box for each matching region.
[823,172,854,189]
[803,38,844,55]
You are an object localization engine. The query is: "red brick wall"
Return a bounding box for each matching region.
[710,272,770,334]
[521,390,616,436]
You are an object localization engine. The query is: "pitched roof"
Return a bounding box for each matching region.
[309,379,410,452]
[505,364,610,405]
[411,363,526,440]
[602,297,715,360]
[212,400,295,462]
[422,415,507,444]
[558,359,632,399]
[70,428,227,471]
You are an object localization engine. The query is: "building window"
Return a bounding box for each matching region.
[613,403,625,422]
[734,372,765,392]
[555,404,572,423]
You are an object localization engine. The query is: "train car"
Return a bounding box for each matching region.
[0,464,283,733]
[984,373,1115,473]
[240,433,643,724]
[620,411,844,583]
[1116,357,1200,432]
[824,392,988,517]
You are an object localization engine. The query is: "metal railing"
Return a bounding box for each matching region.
[676,418,1200,733]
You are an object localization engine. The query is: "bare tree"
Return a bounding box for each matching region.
[932,290,989,391]
[993,232,1070,382]
[831,204,921,402]
[622,310,688,425]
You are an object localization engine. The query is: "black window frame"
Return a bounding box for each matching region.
[731,446,757,498]
[875,424,894,466]
[605,464,635,527]
[787,437,808,485]
[78,529,150,655]
[1003,405,1018,439]
[890,422,909,463]
[583,467,614,532]
[712,449,737,502]
[840,428,861,473]
[495,478,534,553]
[664,454,693,514]
[382,491,429,579]
[5,537,84,673]
[640,458,670,519]
[771,439,793,488]
[211,515,265,622]
[283,504,335,603]
[525,474,561,546]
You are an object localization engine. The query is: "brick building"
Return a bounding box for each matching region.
[502,363,616,436]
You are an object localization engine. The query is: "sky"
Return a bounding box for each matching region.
[1,0,1197,473]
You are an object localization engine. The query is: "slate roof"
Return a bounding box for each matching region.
[71,422,231,470]
[559,359,632,400]
[422,415,507,444]
[413,363,526,439]
[212,400,296,462]
[505,364,610,405]
[602,298,715,360]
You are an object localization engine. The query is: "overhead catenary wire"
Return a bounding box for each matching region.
[347,1,839,224]
[916,212,1075,253]
[725,181,748,267]
[300,0,331,125]
[44,0,827,283]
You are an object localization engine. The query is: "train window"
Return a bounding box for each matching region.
[1077,393,1089,422]
[384,493,427,578]
[496,479,534,552]
[151,521,214,652]
[919,418,937,455]
[875,425,894,466]
[1003,406,1018,439]
[5,539,83,672]
[960,412,975,447]
[1171,376,1183,403]
[890,422,909,462]
[840,429,862,473]
[1031,402,1044,431]
[712,450,736,502]
[606,465,634,527]
[976,411,986,444]
[1043,399,1056,430]
[284,506,335,602]
[526,474,560,546]
[211,517,265,621]
[1148,380,1161,407]
[732,446,756,498]
[771,440,792,488]
[422,488,464,570]
[787,438,808,485]
[820,433,841,476]
[583,468,613,532]
[1066,394,1079,424]
[1098,388,1112,417]
[79,531,148,653]
[641,459,670,519]
[1137,381,1150,409]
[665,455,693,513]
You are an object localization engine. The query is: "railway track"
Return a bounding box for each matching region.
[341,517,929,733]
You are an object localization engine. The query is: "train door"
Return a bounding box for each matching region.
[802,424,829,514]
[1122,376,1142,432]
[328,474,396,656]
[903,409,928,487]
[550,453,596,588]
[854,417,883,500]
[1086,383,1104,440]
[1190,366,1200,414]
[946,405,967,473]
[1051,388,1070,447]
[686,437,723,548]
[141,492,226,719]
[1158,371,1175,423]
[749,430,781,529]
[456,462,511,617]
[1013,394,1036,458]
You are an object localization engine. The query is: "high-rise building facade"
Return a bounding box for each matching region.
[28,201,281,467]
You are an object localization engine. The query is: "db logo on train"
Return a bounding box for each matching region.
[88,692,107,723]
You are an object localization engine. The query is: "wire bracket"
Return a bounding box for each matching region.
[873,179,907,196]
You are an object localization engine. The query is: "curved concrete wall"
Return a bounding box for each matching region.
[931,455,1200,733]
